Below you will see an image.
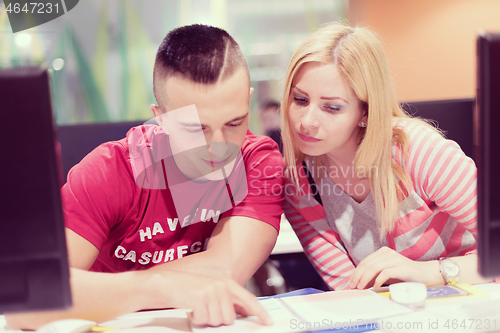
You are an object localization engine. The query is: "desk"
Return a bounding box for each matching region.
[271,215,303,256]
[2,283,500,333]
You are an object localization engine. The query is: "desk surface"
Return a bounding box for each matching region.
[271,215,303,255]
[2,283,500,333]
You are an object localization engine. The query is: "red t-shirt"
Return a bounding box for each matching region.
[62,125,284,273]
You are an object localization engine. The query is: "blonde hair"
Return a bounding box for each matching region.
[281,22,437,235]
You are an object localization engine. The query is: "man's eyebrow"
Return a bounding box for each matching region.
[177,112,249,127]
[293,86,348,104]
[177,121,202,127]
[225,112,249,124]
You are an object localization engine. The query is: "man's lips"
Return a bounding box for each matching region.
[202,154,233,168]
[298,132,322,142]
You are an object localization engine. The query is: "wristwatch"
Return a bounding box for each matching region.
[438,258,460,285]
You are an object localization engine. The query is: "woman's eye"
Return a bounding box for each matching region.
[227,122,243,128]
[293,97,308,105]
[325,105,342,113]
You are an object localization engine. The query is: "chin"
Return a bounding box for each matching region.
[200,170,226,181]
[297,144,325,157]
[197,159,237,181]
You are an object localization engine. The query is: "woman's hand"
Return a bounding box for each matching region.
[347,247,443,290]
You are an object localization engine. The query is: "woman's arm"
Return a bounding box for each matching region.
[348,247,493,290]
[283,179,355,290]
[350,122,493,290]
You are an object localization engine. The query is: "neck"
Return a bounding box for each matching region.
[323,144,358,170]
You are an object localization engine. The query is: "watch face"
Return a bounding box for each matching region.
[443,260,460,277]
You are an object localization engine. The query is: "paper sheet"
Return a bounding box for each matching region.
[191,298,301,333]
[192,290,412,333]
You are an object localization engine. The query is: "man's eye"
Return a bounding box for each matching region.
[227,122,243,128]
[185,128,203,133]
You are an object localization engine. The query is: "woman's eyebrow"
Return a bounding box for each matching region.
[321,96,349,104]
[293,86,348,104]
[293,86,308,96]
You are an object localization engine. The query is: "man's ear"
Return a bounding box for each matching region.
[150,104,167,131]
[248,87,254,106]
[150,104,161,118]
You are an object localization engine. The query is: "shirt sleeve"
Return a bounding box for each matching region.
[61,141,135,250]
[283,174,355,290]
[222,137,284,231]
[401,121,477,235]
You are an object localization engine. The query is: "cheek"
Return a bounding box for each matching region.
[236,128,248,145]
[227,124,248,148]
[287,107,300,127]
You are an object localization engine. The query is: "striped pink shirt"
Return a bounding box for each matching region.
[283,120,477,290]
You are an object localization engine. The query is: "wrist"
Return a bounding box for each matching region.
[438,257,460,285]
[127,270,162,310]
[421,260,446,287]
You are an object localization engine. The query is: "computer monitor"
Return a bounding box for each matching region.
[476,32,500,278]
[402,99,475,160]
[0,67,72,313]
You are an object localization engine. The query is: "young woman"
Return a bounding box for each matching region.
[281,22,494,291]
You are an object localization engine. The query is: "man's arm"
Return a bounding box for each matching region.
[152,215,279,285]
[64,215,278,285]
[5,267,147,329]
[5,228,273,330]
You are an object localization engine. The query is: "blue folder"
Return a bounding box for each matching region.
[260,288,377,333]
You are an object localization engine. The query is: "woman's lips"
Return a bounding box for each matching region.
[298,132,322,142]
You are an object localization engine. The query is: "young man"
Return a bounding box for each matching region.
[6,24,283,330]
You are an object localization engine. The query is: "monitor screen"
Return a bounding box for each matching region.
[476,32,500,278]
[0,67,71,313]
[402,98,475,160]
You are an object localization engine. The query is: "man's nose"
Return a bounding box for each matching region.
[207,130,228,159]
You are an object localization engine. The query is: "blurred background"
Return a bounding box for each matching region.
[0,0,347,132]
[2,0,498,133]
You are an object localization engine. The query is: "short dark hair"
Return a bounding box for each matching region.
[153,24,249,109]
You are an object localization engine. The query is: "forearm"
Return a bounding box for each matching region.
[152,237,275,285]
[152,249,237,281]
[150,217,278,286]
[5,268,152,330]
[421,254,494,287]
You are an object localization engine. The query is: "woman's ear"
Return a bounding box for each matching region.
[359,103,368,128]
[363,102,369,116]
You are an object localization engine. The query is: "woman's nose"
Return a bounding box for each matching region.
[300,106,320,129]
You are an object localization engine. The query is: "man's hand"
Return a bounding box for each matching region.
[145,270,273,327]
